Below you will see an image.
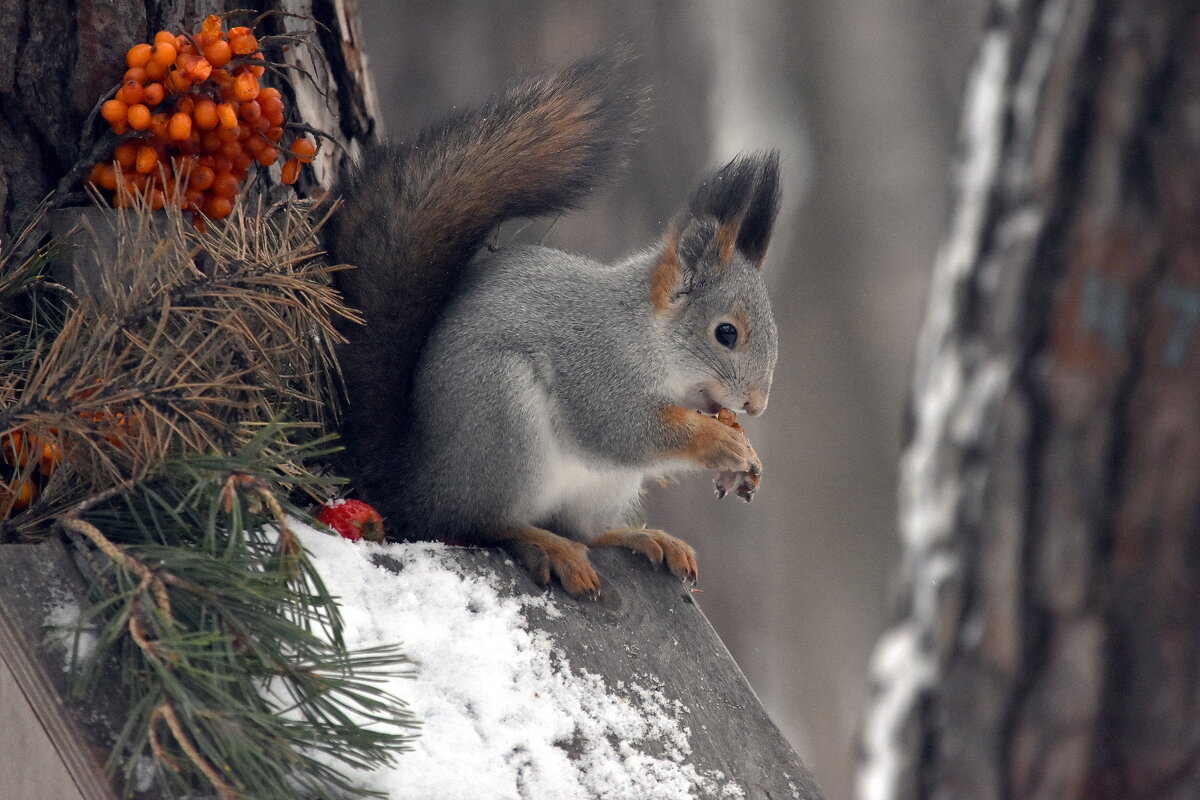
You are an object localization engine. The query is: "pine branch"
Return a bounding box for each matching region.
[2,197,414,798]
[68,441,416,800]
[1,197,358,535]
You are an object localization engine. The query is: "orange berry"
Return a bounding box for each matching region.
[151,41,177,69]
[233,152,253,173]
[126,103,151,131]
[145,58,168,81]
[238,99,261,122]
[254,145,278,167]
[201,129,224,151]
[242,134,265,155]
[87,162,107,187]
[206,194,234,219]
[100,99,128,125]
[187,56,213,83]
[177,95,195,115]
[229,32,258,56]
[142,82,165,107]
[184,187,205,210]
[189,165,215,191]
[1,430,32,467]
[1,479,38,514]
[149,188,165,210]
[232,70,259,102]
[265,125,283,142]
[149,112,170,139]
[280,157,301,185]
[117,81,143,105]
[216,102,238,129]
[258,86,281,103]
[110,119,130,135]
[248,51,266,78]
[198,14,223,46]
[94,163,118,191]
[259,96,284,125]
[165,69,192,94]
[168,112,192,141]
[212,156,234,175]
[227,26,252,39]
[38,441,62,476]
[203,38,232,68]
[211,172,239,198]
[124,66,148,84]
[220,139,242,160]
[179,130,202,155]
[153,30,176,48]
[126,43,152,69]
[290,137,316,163]
[193,98,218,130]
[114,140,139,169]
[136,144,158,174]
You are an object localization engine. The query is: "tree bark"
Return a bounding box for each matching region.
[0,0,378,240]
[860,2,1200,799]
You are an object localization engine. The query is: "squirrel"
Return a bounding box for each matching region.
[323,52,781,597]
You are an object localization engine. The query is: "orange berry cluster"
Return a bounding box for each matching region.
[88,15,318,224]
[0,430,62,517]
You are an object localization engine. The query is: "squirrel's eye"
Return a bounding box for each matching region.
[714,322,738,349]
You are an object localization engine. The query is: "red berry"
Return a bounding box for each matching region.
[315,499,385,543]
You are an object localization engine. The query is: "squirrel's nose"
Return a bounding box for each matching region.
[743,387,767,416]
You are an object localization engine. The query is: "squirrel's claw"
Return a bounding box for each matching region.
[715,465,760,502]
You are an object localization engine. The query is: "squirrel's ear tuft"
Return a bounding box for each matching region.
[684,151,781,269]
[736,151,781,267]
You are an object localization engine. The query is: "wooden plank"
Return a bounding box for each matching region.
[374,546,825,800]
[0,539,121,800]
[0,656,86,800]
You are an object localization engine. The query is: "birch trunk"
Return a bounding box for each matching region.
[860,2,1200,798]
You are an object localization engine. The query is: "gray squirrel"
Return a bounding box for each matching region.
[324,53,781,596]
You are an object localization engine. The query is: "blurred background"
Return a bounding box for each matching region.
[355,2,987,797]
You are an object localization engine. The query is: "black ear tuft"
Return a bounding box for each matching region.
[684,151,782,267]
[736,151,781,265]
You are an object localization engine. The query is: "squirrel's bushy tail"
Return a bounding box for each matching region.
[325,52,642,504]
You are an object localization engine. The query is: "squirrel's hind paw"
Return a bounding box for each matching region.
[592,528,699,583]
[498,526,601,598]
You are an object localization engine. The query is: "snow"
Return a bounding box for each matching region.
[43,587,98,673]
[293,522,743,800]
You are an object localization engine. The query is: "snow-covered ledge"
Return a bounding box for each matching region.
[1,533,822,800]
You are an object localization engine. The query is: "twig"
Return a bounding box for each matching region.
[152,702,239,800]
[224,472,301,580]
[58,514,172,619]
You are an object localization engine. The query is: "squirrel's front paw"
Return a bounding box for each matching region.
[713,409,762,502]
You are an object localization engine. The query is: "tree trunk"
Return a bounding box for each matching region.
[859,2,1200,799]
[0,0,378,240]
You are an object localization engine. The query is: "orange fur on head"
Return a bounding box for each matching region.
[712,218,740,266]
[650,231,682,313]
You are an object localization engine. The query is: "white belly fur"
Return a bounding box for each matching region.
[529,442,644,542]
